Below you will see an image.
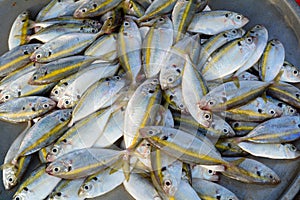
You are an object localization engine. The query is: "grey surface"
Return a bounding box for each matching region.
[0,0,299,200]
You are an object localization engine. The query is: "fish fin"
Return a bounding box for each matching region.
[271,70,284,85]
[0,163,15,170]
[261,92,268,103]
[229,157,246,166]
[232,76,240,88]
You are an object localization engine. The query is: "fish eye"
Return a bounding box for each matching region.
[257,108,262,113]
[54,90,59,95]
[295,93,300,99]
[225,13,229,17]
[176,69,181,74]
[216,194,221,200]
[124,21,130,26]
[208,100,215,105]
[269,109,275,115]
[65,100,70,105]
[293,70,299,75]
[92,177,98,181]
[92,3,98,9]
[289,108,295,113]
[208,169,213,174]
[34,46,39,50]
[81,8,87,13]
[164,179,172,188]
[167,77,174,83]
[233,122,239,128]
[236,15,242,20]
[204,113,211,120]
[232,29,237,34]
[4,95,10,100]
[36,54,42,59]
[115,76,121,80]
[179,104,184,109]
[43,104,49,108]
[52,147,58,154]
[223,128,228,133]
[159,18,164,22]
[148,130,154,135]
[290,145,297,151]
[63,139,67,143]
[246,37,253,43]
[14,196,21,200]
[23,50,29,55]
[84,185,90,191]
[269,175,273,179]
[56,192,62,197]
[256,25,261,29]
[169,94,174,100]
[53,167,60,172]
[152,79,159,83]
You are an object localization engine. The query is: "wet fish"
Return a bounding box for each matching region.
[280,61,300,83]
[188,10,249,35]
[8,10,31,50]
[0,96,56,123]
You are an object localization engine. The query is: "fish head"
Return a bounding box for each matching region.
[227,12,249,27]
[196,109,213,128]
[50,85,66,102]
[73,1,97,18]
[29,47,50,63]
[255,167,281,184]
[0,90,15,103]
[139,126,163,138]
[57,95,75,109]
[248,24,268,39]
[211,116,236,137]
[46,159,72,176]
[161,174,179,197]
[13,186,30,200]
[3,165,18,190]
[225,28,246,40]
[141,77,161,96]
[264,102,283,118]
[160,68,182,90]
[35,97,57,112]
[46,144,63,162]
[238,72,259,81]
[78,181,95,198]
[284,144,300,159]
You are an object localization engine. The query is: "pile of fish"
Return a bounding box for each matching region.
[1,0,300,199]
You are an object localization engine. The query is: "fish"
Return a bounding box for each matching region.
[28,23,100,43]
[123,0,145,18]
[78,168,124,198]
[198,81,270,112]
[259,39,285,82]
[2,122,32,190]
[30,32,102,63]
[36,0,85,22]
[73,0,123,18]
[188,10,249,35]
[84,34,118,62]
[238,142,300,159]
[8,10,31,50]
[174,179,201,200]
[13,165,61,200]
[220,97,282,122]
[0,96,56,123]
[215,138,248,157]
[191,165,220,181]
[139,126,228,166]
[28,56,99,85]
[234,24,268,76]
[57,62,119,109]
[201,36,257,81]
[12,109,72,165]
[142,16,173,78]
[123,173,162,200]
[117,17,143,85]
[280,61,300,83]
[198,28,245,70]
[46,148,128,179]
[235,116,300,143]
[68,75,126,126]
[172,0,197,43]
[221,157,281,184]
[123,77,162,148]
[182,55,212,127]
[138,0,178,22]
[267,82,300,109]
[192,178,239,200]
[0,44,40,77]
[48,179,85,200]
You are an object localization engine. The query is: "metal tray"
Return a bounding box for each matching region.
[0,0,299,199]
